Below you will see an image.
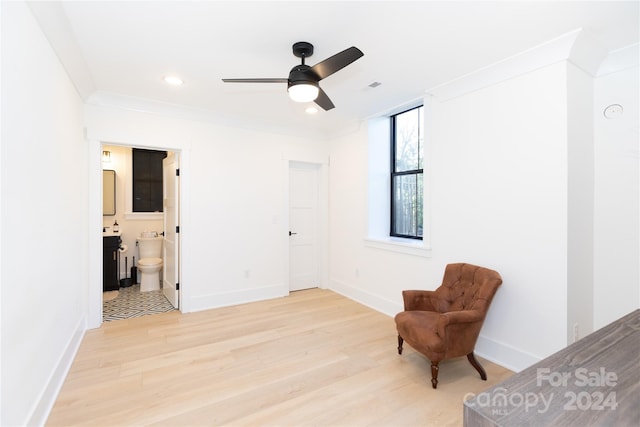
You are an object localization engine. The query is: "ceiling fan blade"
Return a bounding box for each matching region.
[222,78,288,83]
[311,46,364,80]
[314,87,335,111]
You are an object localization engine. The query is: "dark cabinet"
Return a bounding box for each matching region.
[132,148,167,212]
[103,236,121,291]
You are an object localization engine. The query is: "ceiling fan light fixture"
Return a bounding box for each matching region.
[288,82,319,103]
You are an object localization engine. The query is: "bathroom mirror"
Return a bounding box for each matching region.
[103,170,116,215]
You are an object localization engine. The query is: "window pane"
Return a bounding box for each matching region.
[393,173,423,237]
[394,107,423,172]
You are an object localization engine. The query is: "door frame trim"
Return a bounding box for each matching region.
[162,152,180,309]
[89,140,189,329]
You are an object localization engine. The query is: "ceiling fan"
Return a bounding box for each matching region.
[222,42,364,111]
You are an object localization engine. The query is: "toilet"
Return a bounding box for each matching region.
[137,234,163,292]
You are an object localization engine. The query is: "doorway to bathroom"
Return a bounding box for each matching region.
[101,144,181,321]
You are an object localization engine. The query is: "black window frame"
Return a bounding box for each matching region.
[390,105,424,240]
[132,148,167,213]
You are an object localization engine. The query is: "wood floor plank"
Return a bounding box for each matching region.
[46,289,512,426]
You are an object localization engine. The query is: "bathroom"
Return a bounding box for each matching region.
[102,144,178,320]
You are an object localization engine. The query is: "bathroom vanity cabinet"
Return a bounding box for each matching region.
[103,235,121,291]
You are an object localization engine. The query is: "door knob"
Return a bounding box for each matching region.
[289,231,297,236]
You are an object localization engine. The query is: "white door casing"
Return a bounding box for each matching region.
[163,153,180,308]
[289,162,320,291]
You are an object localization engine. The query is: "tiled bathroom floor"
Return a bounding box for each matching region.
[103,284,175,322]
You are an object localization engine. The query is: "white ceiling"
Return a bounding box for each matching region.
[41,1,640,136]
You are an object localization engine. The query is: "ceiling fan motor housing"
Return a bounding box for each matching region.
[288,64,319,89]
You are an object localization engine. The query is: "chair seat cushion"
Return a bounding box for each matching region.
[395,311,445,357]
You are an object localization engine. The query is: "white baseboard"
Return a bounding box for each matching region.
[189,283,288,312]
[329,277,540,373]
[474,335,541,373]
[329,278,403,317]
[28,315,86,427]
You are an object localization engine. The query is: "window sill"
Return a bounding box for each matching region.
[124,212,163,221]
[364,237,432,257]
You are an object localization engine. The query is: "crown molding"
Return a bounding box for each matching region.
[86,91,332,141]
[426,28,610,102]
[597,43,639,77]
[27,1,95,100]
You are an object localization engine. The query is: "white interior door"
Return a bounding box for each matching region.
[163,153,179,308]
[289,162,320,291]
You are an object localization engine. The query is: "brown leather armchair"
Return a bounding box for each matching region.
[394,263,502,389]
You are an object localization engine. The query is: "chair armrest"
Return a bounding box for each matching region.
[402,290,439,312]
[435,310,486,357]
[442,310,484,325]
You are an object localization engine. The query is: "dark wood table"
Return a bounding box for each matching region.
[464,309,640,426]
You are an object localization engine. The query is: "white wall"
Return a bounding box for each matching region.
[84,101,329,318]
[432,62,572,367]
[1,2,88,426]
[330,62,572,372]
[329,39,640,372]
[566,63,595,342]
[593,64,640,328]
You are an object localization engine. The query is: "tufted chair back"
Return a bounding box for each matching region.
[432,263,501,314]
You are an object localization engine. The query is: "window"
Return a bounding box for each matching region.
[391,106,423,239]
[132,148,167,212]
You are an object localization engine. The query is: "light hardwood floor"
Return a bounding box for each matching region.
[47,289,513,426]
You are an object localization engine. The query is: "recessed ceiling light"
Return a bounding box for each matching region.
[305,106,318,114]
[163,75,183,86]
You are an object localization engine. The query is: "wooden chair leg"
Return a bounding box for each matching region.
[430,361,439,389]
[467,352,487,381]
[397,335,404,354]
